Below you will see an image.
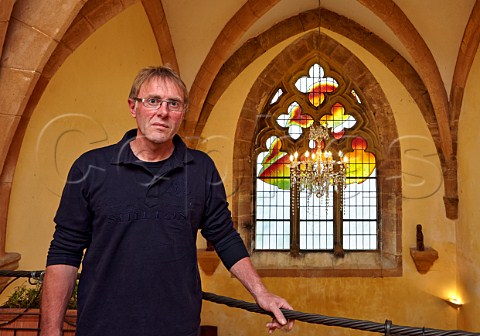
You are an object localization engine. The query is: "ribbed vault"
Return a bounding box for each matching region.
[0,0,479,275]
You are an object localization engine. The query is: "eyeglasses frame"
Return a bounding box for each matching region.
[132,97,185,112]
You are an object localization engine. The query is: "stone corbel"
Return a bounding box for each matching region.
[197,242,220,276]
[197,249,220,276]
[0,252,22,291]
[410,224,438,274]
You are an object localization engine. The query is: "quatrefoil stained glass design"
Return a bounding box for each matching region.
[259,63,375,189]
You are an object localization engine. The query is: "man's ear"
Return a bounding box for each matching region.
[128,98,137,118]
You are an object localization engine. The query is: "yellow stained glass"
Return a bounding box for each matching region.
[345,137,376,184]
[286,103,314,128]
[308,79,339,107]
[320,103,356,139]
[258,138,291,190]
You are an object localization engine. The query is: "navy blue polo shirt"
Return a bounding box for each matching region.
[47,129,249,336]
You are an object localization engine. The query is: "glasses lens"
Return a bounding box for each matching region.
[167,100,183,111]
[145,98,160,109]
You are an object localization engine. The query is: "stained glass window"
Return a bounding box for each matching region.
[254,61,378,255]
[256,137,290,250]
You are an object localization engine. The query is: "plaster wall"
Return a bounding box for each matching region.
[199,31,459,335]
[5,2,160,281]
[2,3,465,336]
[457,46,480,331]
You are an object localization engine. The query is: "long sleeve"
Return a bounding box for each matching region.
[47,159,93,267]
[199,159,249,270]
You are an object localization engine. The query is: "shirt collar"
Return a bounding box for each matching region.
[111,129,193,166]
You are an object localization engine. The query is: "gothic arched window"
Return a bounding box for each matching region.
[233,32,402,277]
[254,60,381,257]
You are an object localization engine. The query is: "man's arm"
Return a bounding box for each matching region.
[229,257,294,334]
[40,264,78,336]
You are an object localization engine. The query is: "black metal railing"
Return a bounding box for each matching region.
[0,270,479,336]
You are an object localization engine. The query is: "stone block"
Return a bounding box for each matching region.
[12,0,83,39]
[1,20,58,71]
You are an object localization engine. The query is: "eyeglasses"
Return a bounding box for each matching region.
[133,97,185,112]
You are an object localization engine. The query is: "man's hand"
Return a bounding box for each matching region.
[254,291,295,333]
[229,257,295,333]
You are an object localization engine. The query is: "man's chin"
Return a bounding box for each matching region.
[136,129,175,145]
[147,134,172,145]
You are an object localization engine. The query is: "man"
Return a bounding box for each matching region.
[40,66,294,335]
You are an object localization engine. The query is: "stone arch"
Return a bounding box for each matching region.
[183,0,280,140]
[196,6,460,218]
[0,0,175,272]
[232,31,402,276]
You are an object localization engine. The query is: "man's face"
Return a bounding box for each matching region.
[128,77,185,146]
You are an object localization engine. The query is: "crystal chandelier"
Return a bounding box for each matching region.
[288,0,348,202]
[289,124,348,200]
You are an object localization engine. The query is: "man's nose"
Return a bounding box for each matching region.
[155,102,169,116]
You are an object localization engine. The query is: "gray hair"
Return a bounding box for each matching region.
[129,65,189,110]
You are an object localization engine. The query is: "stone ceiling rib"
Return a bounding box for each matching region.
[450,0,480,152]
[0,0,16,56]
[141,0,178,73]
[357,0,452,159]
[183,0,280,142]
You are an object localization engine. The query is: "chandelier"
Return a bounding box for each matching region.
[287,0,349,202]
[289,124,348,200]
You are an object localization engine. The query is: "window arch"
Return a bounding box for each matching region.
[254,60,380,257]
[232,32,402,277]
